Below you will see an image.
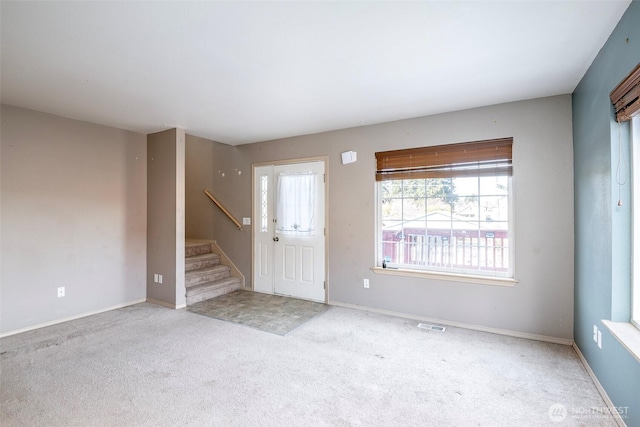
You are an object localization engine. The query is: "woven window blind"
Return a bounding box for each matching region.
[611,63,640,122]
[375,138,513,181]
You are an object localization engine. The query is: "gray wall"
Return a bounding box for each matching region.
[573,0,640,424]
[0,105,147,334]
[185,134,243,241]
[147,129,186,308]
[189,95,575,340]
[185,134,248,279]
[186,135,216,240]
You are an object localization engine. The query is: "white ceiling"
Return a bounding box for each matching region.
[0,1,631,145]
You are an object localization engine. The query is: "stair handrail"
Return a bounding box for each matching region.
[204,189,243,230]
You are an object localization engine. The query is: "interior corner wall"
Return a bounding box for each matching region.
[202,95,575,340]
[572,0,640,424]
[147,128,186,308]
[185,134,220,240]
[184,134,245,260]
[0,104,147,334]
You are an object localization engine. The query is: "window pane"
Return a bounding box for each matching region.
[381,198,403,220]
[427,201,452,218]
[402,179,425,196]
[425,230,452,267]
[478,234,509,271]
[403,198,425,221]
[480,176,509,196]
[427,178,455,205]
[479,196,509,222]
[276,172,316,235]
[377,173,512,277]
[260,175,269,233]
[452,177,479,196]
[381,180,402,199]
[381,220,404,264]
[453,196,478,219]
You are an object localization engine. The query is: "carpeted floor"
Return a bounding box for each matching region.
[1,302,617,426]
[188,290,330,335]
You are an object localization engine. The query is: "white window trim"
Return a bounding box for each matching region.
[633,115,640,330]
[603,117,640,363]
[371,266,518,287]
[601,320,640,364]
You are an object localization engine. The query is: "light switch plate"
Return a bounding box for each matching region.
[243,217,251,225]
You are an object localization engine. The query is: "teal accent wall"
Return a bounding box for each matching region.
[573,1,640,425]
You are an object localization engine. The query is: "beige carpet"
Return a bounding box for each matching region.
[188,290,330,335]
[1,302,616,426]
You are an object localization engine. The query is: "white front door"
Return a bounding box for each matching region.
[253,161,326,302]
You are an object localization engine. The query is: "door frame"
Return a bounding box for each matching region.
[251,156,329,303]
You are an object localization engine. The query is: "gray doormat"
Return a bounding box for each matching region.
[188,290,330,336]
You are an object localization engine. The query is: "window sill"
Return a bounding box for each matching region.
[601,320,640,364]
[371,267,518,287]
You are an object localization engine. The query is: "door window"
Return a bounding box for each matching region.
[276,172,317,236]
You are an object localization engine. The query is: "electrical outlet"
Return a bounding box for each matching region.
[363,279,370,288]
[57,287,65,298]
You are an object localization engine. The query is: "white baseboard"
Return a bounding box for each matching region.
[572,342,627,427]
[146,298,185,310]
[328,301,573,346]
[0,298,147,338]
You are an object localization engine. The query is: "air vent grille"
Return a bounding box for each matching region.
[417,323,446,332]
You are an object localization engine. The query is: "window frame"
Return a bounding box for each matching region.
[374,140,515,282]
[632,115,639,330]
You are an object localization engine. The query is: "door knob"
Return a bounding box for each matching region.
[273,237,279,242]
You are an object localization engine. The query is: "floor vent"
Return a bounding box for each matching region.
[418,323,446,332]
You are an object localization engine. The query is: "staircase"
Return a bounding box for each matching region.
[185,240,242,306]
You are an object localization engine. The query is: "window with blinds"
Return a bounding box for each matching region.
[611,63,640,123]
[375,138,513,181]
[375,138,514,277]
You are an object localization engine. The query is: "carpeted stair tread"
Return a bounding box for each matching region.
[185,241,212,257]
[186,277,241,295]
[185,253,220,272]
[185,277,242,305]
[185,264,230,287]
